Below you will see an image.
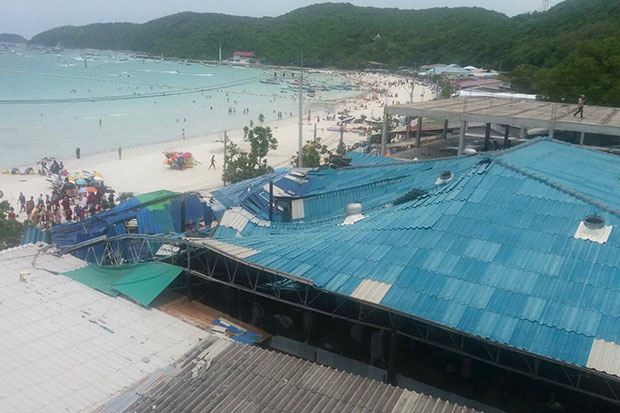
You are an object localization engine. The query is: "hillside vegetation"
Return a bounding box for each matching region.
[0,33,27,43]
[30,0,620,105]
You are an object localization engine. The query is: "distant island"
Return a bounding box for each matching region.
[0,33,27,43]
[28,0,620,105]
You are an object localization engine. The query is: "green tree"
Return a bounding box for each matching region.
[291,138,332,167]
[258,114,265,125]
[223,127,278,184]
[533,34,620,106]
[248,126,278,164]
[0,191,23,250]
[432,76,455,99]
[506,64,539,95]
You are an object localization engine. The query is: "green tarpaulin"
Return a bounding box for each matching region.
[64,262,184,306]
[135,190,180,211]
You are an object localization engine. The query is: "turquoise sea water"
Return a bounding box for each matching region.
[0,46,359,168]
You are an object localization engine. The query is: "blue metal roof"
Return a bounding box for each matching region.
[213,153,479,224]
[345,151,402,166]
[211,139,620,372]
[496,139,620,211]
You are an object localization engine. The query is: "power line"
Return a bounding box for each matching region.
[0,76,265,105]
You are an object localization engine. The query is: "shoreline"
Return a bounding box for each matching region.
[4,92,365,172]
[0,72,433,216]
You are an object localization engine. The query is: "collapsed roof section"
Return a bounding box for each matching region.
[51,190,213,262]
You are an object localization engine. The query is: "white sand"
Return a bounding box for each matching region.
[0,72,433,215]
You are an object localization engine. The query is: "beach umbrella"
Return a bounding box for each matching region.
[78,187,87,194]
[85,187,98,193]
[93,176,104,182]
[75,178,87,186]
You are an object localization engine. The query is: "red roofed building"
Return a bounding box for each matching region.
[231,51,257,65]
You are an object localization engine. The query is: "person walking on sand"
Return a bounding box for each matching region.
[18,192,26,213]
[182,128,185,140]
[209,155,216,170]
[573,95,586,118]
[118,146,122,160]
[75,147,81,159]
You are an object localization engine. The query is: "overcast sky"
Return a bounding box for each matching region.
[2,0,565,39]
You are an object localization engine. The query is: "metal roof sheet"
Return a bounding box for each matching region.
[208,139,620,377]
[106,336,483,413]
[0,243,209,412]
[21,226,49,245]
[345,151,403,166]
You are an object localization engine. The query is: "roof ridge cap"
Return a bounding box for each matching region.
[491,136,547,158]
[491,156,620,219]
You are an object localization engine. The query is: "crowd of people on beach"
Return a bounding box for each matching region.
[15,185,116,229]
[9,157,118,230]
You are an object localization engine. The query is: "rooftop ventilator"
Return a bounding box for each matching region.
[341,203,365,225]
[436,170,454,185]
[574,214,612,244]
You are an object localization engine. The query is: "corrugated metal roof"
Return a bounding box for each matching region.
[0,243,209,412]
[345,151,403,166]
[105,336,482,413]
[21,226,49,245]
[351,280,392,304]
[214,155,480,227]
[208,139,620,377]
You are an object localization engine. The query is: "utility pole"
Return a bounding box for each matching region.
[381,111,388,156]
[219,41,222,62]
[409,63,416,103]
[313,123,317,143]
[298,54,304,168]
[223,131,227,184]
[269,181,274,221]
[339,121,344,155]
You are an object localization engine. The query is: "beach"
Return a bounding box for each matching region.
[0,71,432,216]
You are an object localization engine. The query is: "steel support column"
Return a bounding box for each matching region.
[504,125,511,148]
[416,117,423,148]
[381,111,388,156]
[458,121,466,157]
[484,122,491,152]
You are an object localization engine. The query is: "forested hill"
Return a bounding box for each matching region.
[30,0,620,105]
[0,33,27,43]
